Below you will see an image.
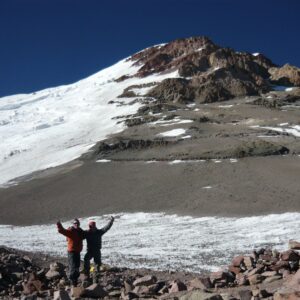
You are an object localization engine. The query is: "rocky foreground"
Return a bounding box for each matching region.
[1,241,300,299]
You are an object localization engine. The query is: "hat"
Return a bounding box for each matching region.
[88,219,96,226]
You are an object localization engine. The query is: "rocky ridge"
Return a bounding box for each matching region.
[1,241,300,299]
[83,37,300,163]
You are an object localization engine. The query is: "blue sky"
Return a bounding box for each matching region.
[0,0,299,97]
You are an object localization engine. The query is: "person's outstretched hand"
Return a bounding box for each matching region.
[110,216,115,222]
[56,220,62,228]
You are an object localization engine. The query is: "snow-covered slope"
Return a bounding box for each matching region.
[0,58,178,186]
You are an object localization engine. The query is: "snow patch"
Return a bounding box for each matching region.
[157,128,186,137]
[252,125,300,138]
[229,159,238,163]
[218,104,233,108]
[96,159,111,163]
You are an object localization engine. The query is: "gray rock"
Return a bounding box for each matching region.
[133,275,157,286]
[53,290,71,300]
[179,290,223,300]
[82,283,108,298]
[238,290,252,300]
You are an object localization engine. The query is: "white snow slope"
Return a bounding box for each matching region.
[0,57,179,186]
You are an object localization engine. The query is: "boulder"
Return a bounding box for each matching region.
[82,283,108,298]
[280,250,300,262]
[269,64,300,86]
[133,275,157,286]
[231,255,244,267]
[247,265,264,276]
[168,280,187,293]
[274,288,300,300]
[124,280,133,293]
[289,240,300,250]
[53,290,71,300]
[49,262,64,273]
[189,277,212,289]
[179,290,223,300]
[108,290,122,298]
[228,265,241,275]
[210,271,234,285]
[261,271,278,277]
[248,274,265,285]
[238,289,252,300]
[121,290,139,300]
[45,269,61,280]
[71,286,85,298]
[148,281,165,294]
[285,268,300,290]
[132,285,150,295]
[271,260,290,271]
[235,273,248,286]
[264,275,282,283]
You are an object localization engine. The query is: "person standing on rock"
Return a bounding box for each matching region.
[56,218,86,286]
[84,216,114,281]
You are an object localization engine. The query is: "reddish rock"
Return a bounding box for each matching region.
[247,265,264,276]
[271,260,290,271]
[280,269,291,278]
[71,286,85,298]
[179,290,223,300]
[280,250,300,262]
[248,274,265,285]
[133,275,157,286]
[168,280,187,293]
[189,277,212,290]
[132,285,150,295]
[274,289,300,300]
[289,240,300,250]
[285,269,300,290]
[235,273,248,286]
[231,255,244,267]
[210,271,234,284]
[228,265,241,275]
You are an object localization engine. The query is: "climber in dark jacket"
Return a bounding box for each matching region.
[83,216,114,278]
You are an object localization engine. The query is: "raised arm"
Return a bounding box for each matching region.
[56,221,73,238]
[99,216,114,234]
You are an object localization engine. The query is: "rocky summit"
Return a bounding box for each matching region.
[89,36,300,163]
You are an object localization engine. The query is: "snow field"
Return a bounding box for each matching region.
[0,212,299,273]
[0,58,179,186]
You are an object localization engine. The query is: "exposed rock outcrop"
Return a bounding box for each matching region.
[269,64,300,86]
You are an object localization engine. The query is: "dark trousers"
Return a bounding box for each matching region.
[84,249,101,276]
[67,252,81,285]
